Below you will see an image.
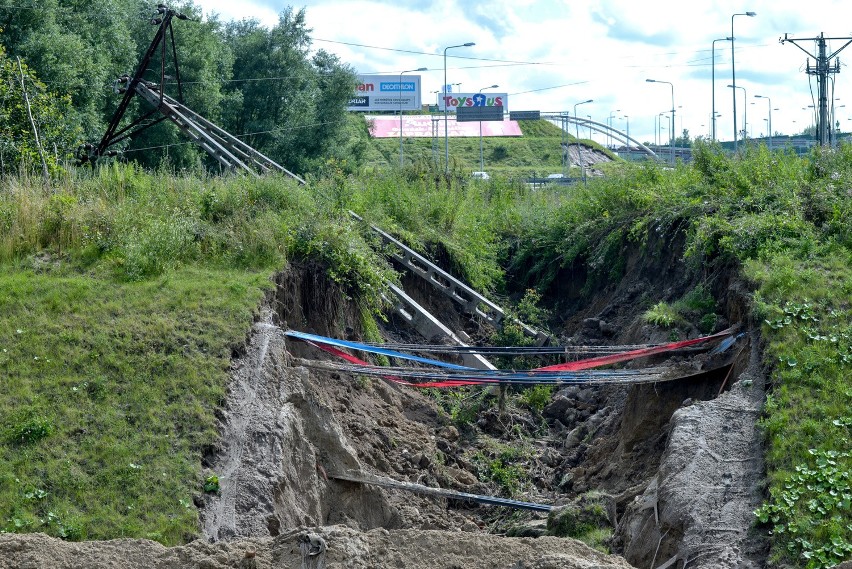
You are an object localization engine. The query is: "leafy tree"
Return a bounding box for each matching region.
[0,2,359,175]
[221,8,357,174]
[0,0,139,144]
[0,44,79,175]
[673,128,691,148]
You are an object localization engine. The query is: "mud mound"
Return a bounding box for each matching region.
[0,528,634,569]
[613,338,768,568]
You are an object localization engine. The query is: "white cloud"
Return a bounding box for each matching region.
[190,0,852,143]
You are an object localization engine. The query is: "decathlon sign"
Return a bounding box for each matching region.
[439,92,508,112]
[348,74,422,112]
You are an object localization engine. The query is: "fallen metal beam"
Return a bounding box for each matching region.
[386,283,496,371]
[330,470,552,512]
[351,211,549,345]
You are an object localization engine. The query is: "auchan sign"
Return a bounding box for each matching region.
[348,74,422,112]
[439,92,508,112]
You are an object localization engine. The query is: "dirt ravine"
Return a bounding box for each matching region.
[0,241,770,568]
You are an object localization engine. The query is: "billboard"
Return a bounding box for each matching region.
[348,74,422,112]
[366,115,523,138]
[510,110,541,120]
[438,92,508,112]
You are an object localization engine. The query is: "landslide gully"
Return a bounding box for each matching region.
[193,262,636,568]
[196,244,768,569]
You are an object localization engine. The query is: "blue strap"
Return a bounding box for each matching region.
[284,330,475,370]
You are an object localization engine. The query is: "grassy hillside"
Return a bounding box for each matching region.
[1,144,851,567]
[0,166,399,543]
[0,266,267,542]
[362,117,616,177]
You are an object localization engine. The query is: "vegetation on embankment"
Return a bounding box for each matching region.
[363,118,617,178]
[1,142,851,567]
[492,142,852,568]
[0,165,399,544]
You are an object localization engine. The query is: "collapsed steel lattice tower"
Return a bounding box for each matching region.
[83,4,304,183]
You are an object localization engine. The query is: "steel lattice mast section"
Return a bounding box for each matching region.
[86,5,183,161]
[83,4,304,183]
[780,33,852,146]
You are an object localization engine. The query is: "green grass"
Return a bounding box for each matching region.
[0,265,269,543]
[0,164,400,545]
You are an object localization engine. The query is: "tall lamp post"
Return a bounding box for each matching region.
[712,37,733,142]
[574,99,593,183]
[728,84,747,141]
[731,11,757,151]
[754,94,772,150]
[607,110,620,148]
[654,113,666,148]
[621,115,630,153]
[399,67,427,167]
[478,84,498,171]
[647,79,675,163]
[443,42,475,173]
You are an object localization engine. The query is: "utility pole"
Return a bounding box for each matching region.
[781,32,852,146]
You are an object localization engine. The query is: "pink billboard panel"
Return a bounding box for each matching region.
[367,115,523,138]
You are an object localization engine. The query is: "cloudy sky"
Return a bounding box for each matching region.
[192,0,852,144]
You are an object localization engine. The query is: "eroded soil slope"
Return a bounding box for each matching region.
[0,222,769,569]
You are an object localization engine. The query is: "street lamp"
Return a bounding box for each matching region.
[732,11,757,151]
[728,84,747,141]
[654,113,661,147]
[443,42,475,174]
[754,94,772,150]
[647,79,675,163]
[587,115,593,140]
[712,37,734,142]
[574,99,593,183]
[399,67,427,167]
[607,110,620,148]
[478,84,499,172]
[658,112,667,150]
[621,115,630,152]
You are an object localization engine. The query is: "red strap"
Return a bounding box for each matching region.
[300,327,737,387]
[307,340,489,387]
[534,328,735,372]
